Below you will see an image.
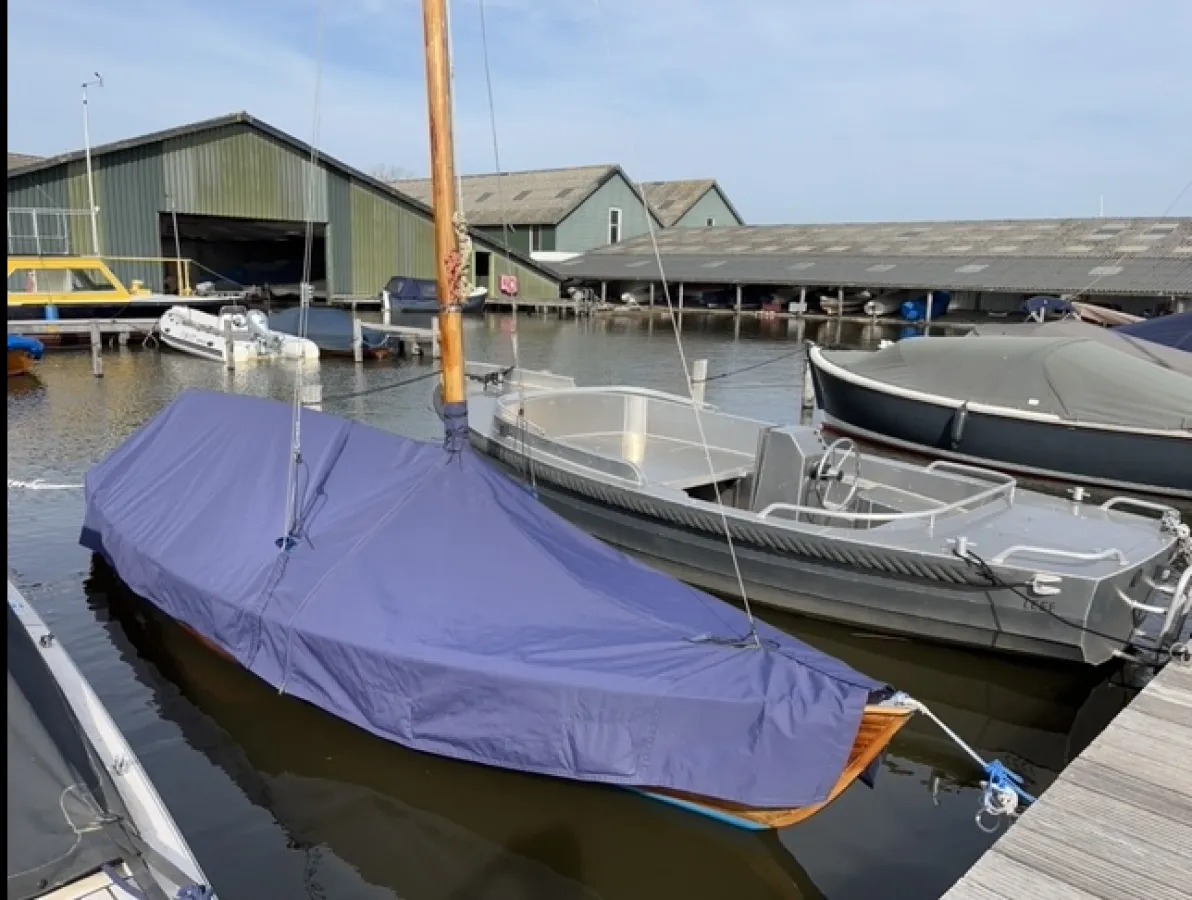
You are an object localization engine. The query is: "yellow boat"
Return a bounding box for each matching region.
[7,254,188,310]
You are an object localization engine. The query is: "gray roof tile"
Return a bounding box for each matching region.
[7,152,43,171]
[551,218,1192,296]
[393,165,620,226]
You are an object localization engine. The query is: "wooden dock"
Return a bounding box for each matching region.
[352,317,440,360]
[943,659,1192,900]
[8,318,160,377]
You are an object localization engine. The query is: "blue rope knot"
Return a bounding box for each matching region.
[976,759,1037,832]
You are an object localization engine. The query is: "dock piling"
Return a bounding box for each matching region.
[89,323,103,377]
[431,317,441,359]
[352,316,364,364]
[801,355,816,409]
[222,321,235,371]
[690,358,708,404]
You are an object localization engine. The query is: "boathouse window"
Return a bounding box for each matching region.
[608,207,623,245]
[706,217,716,227]
[474,251,491,279]
[528,226,538,253]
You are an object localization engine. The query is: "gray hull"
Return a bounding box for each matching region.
[478,440,1117,664]
[466,368,1189,666]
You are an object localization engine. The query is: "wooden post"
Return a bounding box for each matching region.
[423,0,465,412]
[382,289,392,326]
[600,281,607,306]
[690,358,708,404]
[431,317,441,359]
[802,356,816,409]
[799,286,806,316]
[836,286,844,318]
[89,322,103,377]
[223,320,235,371]
[352,316,364,363]
[735,283,743,314]
[678,282,685,311]
[925,290,934,325]
[648,282,655,308]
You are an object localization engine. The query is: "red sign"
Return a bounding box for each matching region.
[499,274,519,297]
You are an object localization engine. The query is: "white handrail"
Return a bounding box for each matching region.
[990,545,1128,567]
[924,459,1017,486]
[497,384,719,411]
[1100,496,1180,519]
[757,476,1015,526]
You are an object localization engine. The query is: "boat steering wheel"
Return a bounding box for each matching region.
[813,437,861,512]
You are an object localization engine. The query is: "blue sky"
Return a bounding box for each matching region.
[8,0,1191,223]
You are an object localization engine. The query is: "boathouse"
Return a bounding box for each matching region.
[6,112,562,301]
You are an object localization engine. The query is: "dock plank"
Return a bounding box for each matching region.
[943,661,1192,899]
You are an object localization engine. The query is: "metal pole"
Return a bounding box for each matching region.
[82,73,104,256]
[167,194,184,295]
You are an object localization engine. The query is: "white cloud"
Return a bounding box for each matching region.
[8,0,1192,222]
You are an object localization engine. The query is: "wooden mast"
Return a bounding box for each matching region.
[422,0,467,423]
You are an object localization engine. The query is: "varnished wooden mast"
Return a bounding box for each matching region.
[422,0,466,410]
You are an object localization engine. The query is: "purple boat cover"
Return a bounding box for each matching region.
[80,389,885,809]
[1114,311,1192,352]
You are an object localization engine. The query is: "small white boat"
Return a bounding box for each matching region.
[820,291,871,314]
[158,305,319,364]
[8,577,217,900]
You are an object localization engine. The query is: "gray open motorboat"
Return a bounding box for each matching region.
[465,364,1191,666]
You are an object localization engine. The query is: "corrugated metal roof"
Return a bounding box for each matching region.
[7,152,43,171]
[641,180,716,226]
[393,165,622,226]
[551,219,1192,296]
[7,112,560,286]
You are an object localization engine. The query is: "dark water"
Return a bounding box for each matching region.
[7,313,1137,900]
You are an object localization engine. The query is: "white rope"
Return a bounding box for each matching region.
[8,479,83,491]
[895,693,1034,832]
[589,0,759,642]
[281,0,327,548]
[475,0,535,488]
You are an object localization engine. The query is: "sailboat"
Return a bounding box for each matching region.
[79,0,918,831]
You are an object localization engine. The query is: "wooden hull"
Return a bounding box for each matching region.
[8,349,36,377]
[642,705,912,829]
[174,624,909,830]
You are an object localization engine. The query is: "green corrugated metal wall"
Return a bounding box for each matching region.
[7,120,559,299]
[98,144,166,289]
[326,172,353,295]
[348,179,436,295]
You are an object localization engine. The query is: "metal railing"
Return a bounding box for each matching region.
[7,207,96,256]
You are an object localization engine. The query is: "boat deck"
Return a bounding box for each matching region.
[565,432,755,489]
[943,660,1192,899]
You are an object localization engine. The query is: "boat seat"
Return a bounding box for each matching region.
[749,425,829,513]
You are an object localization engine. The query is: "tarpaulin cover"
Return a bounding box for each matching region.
[1115,311,1192,352]
[382,277,486,313]
[828,336,1192,431]
[8,334,45,359]
[8,602,124,900]
[80,389,885,810]
[968,318,1192,376]
[268,307,389,353]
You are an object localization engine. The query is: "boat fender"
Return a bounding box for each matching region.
[950,402,969,450]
